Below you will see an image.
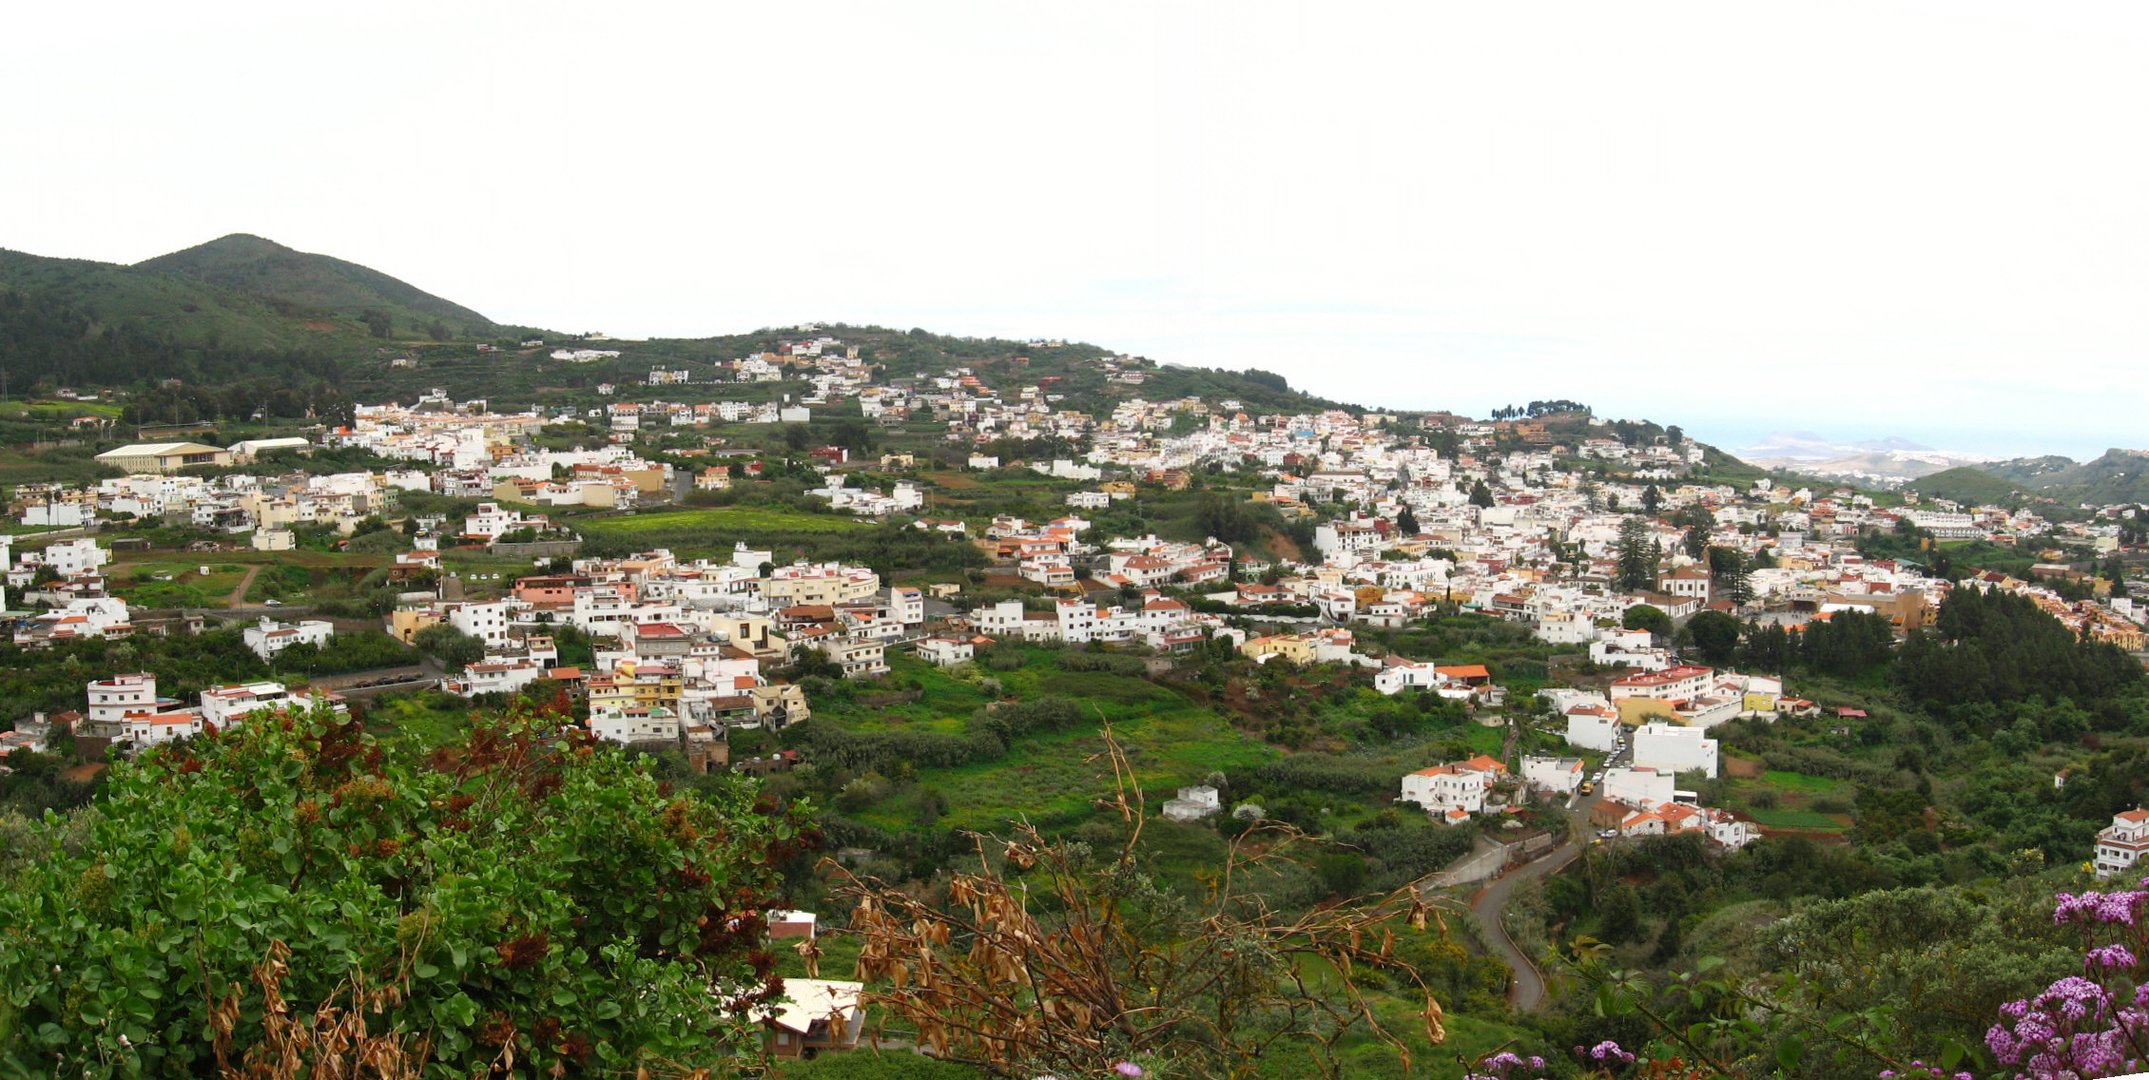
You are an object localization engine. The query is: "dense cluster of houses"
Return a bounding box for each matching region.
[372,546,933,758]
[12,348,2149,888]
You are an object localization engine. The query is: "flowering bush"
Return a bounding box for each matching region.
[1984,880,2148,1079]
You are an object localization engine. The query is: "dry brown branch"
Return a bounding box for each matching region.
[829,725,1459,1078]
[209,940,433,1080]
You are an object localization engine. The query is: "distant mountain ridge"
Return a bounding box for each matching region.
[1738,430,1988,483]
[136,233,494,337]
[0,233,529,390]
[1978,449,2149,506]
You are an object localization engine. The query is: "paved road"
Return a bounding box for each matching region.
[1469,830,1583,1011]
[1463,725,1627,1012]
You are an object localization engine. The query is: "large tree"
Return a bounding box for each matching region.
[1623,603,1673,640]
[1684,609,1743,666]
[0,707,801,1075]
[1615,515,1660,592]
[1708,545,1755,606]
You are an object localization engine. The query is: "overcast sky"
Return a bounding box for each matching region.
[7,1,2146,459]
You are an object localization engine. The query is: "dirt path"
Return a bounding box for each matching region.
[225,564,263,607]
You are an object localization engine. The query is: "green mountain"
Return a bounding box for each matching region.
[0,246,334,355]
[1907,466,2036,506]
[136,234,494,339]
[1980,455,2080,486]
[1917,451,2149,508]
[0,235,529,394]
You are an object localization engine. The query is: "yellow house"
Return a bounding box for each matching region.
[386,608,443,645]
[1614,697,1678,726]
[1243,634,1317,665]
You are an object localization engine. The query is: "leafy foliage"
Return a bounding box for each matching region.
[0,705,803,1075]
[1895,587,2141,711]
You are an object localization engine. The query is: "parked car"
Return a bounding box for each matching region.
[1597,829,1618,839]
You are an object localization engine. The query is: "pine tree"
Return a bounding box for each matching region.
[1709,546,1754,606]
[1616,516,1660,592]
[1642,483,1662,516]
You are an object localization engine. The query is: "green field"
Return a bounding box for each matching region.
[817,650,1279,833]
[1759,769,1845,793]
[1742,807,1852,831]
[0,400,124,420]
[0,521,71,537]
[576,506,868,536]
[108,560,251,608]
[1722,768,1852,833]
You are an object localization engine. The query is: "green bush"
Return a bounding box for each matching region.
[0,707,800,1075]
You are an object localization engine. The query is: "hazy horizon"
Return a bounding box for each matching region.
[8,1,2147,464]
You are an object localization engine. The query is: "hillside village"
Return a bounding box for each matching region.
[6,333,2147,853]
[2,327,2148,1073]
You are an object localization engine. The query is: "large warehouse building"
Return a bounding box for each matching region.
[94,442,233,473]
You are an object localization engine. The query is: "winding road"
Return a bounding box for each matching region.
[1468,829,1584,1011]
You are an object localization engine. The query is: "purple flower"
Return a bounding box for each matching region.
[1113,1064,1144,1078]
[1582,1039,1636,1064]
[2053,888,2149,927]
[2085,944,2137,971]
[1466,1050,1549,1079]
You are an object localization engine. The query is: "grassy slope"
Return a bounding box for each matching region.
[0,246,345,352]
[574,506,871,539]
[1908,465,2033,506]
[824,651,1279,833]
[136,233,495,334]
[1981,449,2149,505]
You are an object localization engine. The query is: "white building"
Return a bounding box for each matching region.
[441,658,546,697]
[39,538,110,579]
[1631,722,1719,779]
[1601,766,1678,810]
[588,705,683,744]
[1398,755,1508,825]
[915,636,980,668]
[1563,703,1622,753]
[1161,785,1223,822]
[448,600,513,648]
[1534,610,1594,645]
[200,682,339,728]
[818,637,889,679]
[2094,808,2149,881]
[112,710,205,747]
[243,616,335,661]
[86,673,161,728]
[1609,665,1714,703]
[1521,756,1585,796]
